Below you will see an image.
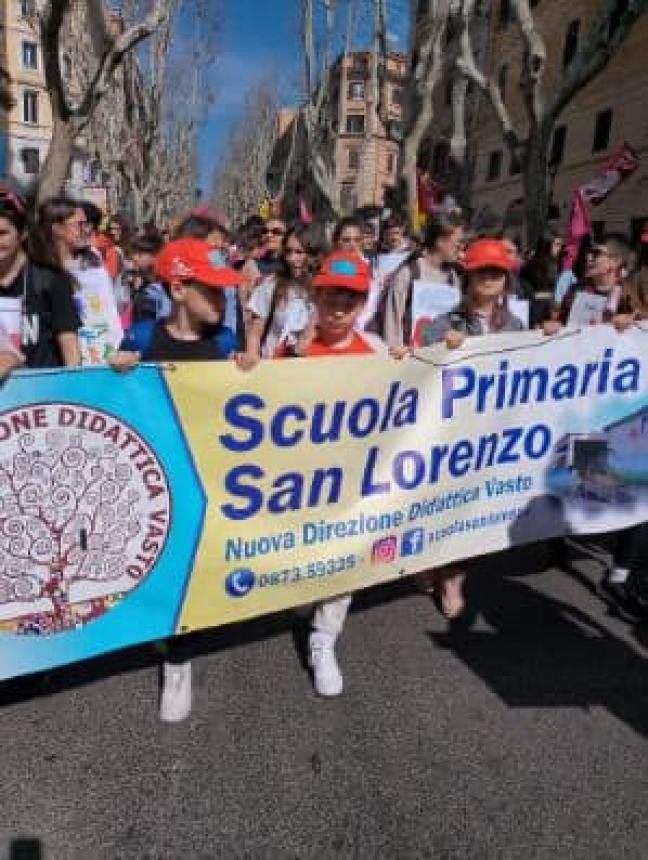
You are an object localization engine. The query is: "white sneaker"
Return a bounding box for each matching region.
[308,634,343,697]
[159,661,192,723]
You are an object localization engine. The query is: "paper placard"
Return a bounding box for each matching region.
[567,291,608,329]
[411,279,461,346]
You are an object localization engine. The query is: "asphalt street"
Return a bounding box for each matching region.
[2,542,648,859]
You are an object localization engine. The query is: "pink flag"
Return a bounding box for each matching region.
[299,196,313,224]
[564,188,591,271]
[580,142,640,206]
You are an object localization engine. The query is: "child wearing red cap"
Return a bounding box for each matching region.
[111,237,241,366]
[110,237,243,722]
[276,251,385,359]
[407,238,524,618]
[295,252,384,695]
[418,238,524,349]
[239,252,384,696]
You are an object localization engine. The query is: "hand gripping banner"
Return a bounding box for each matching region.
[1,326,648,680]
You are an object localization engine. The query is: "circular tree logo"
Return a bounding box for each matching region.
[0,403,171,635]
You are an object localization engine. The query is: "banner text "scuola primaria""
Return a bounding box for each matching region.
[217,348,640,520]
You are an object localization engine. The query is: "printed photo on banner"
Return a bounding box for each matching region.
[410,279,461,346]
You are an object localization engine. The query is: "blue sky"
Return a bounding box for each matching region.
[197,0,410,194]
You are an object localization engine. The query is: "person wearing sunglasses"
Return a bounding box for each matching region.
[547,234,632,331]
[257,219,287,277]
[0,187,80,372]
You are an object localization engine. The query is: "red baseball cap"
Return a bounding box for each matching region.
[155,238,243,289]
[311,252,371,293]
[463,238,513,272]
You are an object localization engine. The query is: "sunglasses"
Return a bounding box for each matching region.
[264,228,285,237]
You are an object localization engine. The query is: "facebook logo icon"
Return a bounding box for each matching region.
[401,528,425,557]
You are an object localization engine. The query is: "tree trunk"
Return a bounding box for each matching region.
[522,131,550,249]
[37,117,77,203]
[402,133,419,219]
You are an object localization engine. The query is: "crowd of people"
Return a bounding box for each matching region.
[1,182,648,723]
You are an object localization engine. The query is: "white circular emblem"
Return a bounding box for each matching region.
[0,403,171,634]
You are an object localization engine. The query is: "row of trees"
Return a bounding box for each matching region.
[212,0,647,243]
[4,0,220,226]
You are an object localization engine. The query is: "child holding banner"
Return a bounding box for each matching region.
[274,251,385,696]
[395,238,523,618]
[110,237,243,722]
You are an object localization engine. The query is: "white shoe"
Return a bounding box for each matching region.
[308,634,343,697]
[159,661,192,723]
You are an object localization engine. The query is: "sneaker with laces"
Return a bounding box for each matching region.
[159,660,192,723]
[308,635,343,697]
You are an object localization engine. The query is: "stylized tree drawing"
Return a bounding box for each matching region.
[0,429,149,633]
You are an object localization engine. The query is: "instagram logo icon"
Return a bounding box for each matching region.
[371,536,398,565]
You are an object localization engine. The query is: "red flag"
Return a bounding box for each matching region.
[416,169,442,215]
[298,196,313,224]
[564,189,591,270]
[580,142,639,206]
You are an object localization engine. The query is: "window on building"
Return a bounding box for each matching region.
[348,80,365,101]
[340,182,357,213]
[20,147,39,174]
[562,20,580,68]
[631,217,648,245]
[608,0,629,39]
[498,0,511,27]
[592,108,613,153]
[386,152,395,173]
[509,153,521,175]
[348,148,360,171]
[21,41,38,69]
[416,0,428,19]
[351,54,368,74]
[591,220,606,241]
[487,150,503,181]
[391,86,402,107]
[19,0,35,17]
[497,64,508,101]
[550,124,567,165]
[22,90,38,124]
[346,114,365,135]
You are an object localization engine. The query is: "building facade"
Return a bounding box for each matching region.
[329,50,408,211]
[417,0,648,241]
[0,0,52,184]
[0,0,107,201]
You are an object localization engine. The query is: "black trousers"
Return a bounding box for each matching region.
[611,523,648,574]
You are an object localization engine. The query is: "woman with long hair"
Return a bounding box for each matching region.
[377,210,465,347]
[238,223,328,367]
[0,188,80,370]
[34,196,122,365]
